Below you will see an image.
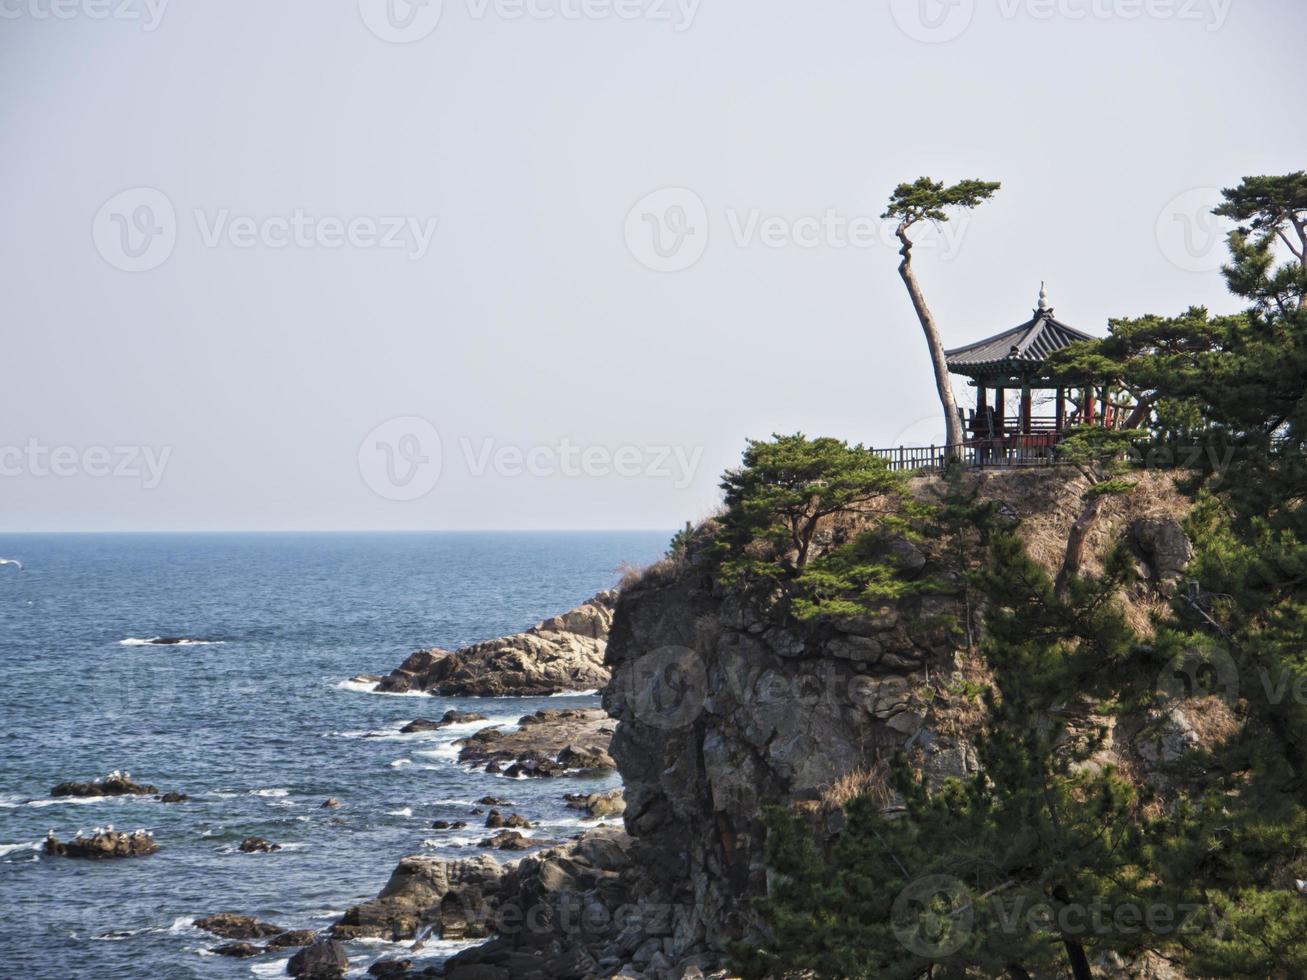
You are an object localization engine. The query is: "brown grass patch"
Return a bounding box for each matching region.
[820,761,895,812]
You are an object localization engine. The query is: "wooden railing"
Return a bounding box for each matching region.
[872,435,1066,472]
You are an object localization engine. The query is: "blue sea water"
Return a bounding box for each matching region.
[0,531,666,979]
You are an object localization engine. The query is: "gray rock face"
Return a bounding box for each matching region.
[596,550,971,974]
[377,591,618,697]
[1130,518,1194,594]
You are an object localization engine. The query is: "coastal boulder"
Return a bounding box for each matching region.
[44,829,157,859]
[333,855,503,941]
[213,943,262,958]
[239,836,281,853]
[564,789,626,820]
[400,711,488,734]
[195,913,286,940]
[287,939,348,979]
[51,771,158,797]
[455,709,614,776]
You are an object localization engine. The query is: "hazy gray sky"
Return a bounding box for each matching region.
[1,0,1303,531]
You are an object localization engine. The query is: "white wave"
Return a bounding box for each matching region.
[22,796,121,809]
[251,788,289,798]
[90,929,148,942]
[168,915,198,934]
[386,807,413,817]
[333,678,380,694]
[422,834,479,848]
[250,957,291,977]
[549,689,601,697]
[118,637,224,647]
[0,841,40,857]
[388,759,413,769]
[413,744,462,763]
[535,816,589,829]
[333,678,430,697]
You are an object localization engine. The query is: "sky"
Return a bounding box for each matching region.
[1,0,1304,531]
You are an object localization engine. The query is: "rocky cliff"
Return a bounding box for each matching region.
[592,469,1197,977]
[354,470,1203,979]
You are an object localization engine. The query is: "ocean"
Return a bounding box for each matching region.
[0,531,667,979]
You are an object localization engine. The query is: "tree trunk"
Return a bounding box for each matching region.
[1055,491,1107,599]
[1063,938,1094,980]
[896,223,964,454]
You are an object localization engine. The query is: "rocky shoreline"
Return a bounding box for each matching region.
[372,591,617,697]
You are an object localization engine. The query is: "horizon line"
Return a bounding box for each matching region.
[0,527,677,535]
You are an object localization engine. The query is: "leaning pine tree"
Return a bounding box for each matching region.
[882,177,1000,456]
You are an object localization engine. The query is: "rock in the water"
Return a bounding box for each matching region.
[195,913,286,940]
[268,930,317,949]
[239,836,281,853]
[320,798,342,809]
[455,709,614,776]
[155,792,189,803]
[400,710,489,734]
[51,772,158,797]
[563,789,625,819]
[377,591,617,697]
[441,828,639,978]
[557,744,616,772]
[213,942,263,958]
[287,939,348,979]
[44,829,157,859]
[368,960,413,977]
[477,830,541,851]
[333,855,503,941]
[431,820,467,830]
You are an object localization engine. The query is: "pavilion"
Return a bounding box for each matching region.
[944,286,1118,464]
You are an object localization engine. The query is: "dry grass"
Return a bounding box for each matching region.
[820,761,895,812]
[1183,694,1242,749]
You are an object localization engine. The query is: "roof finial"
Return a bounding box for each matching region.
[1037,281,1050,314]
